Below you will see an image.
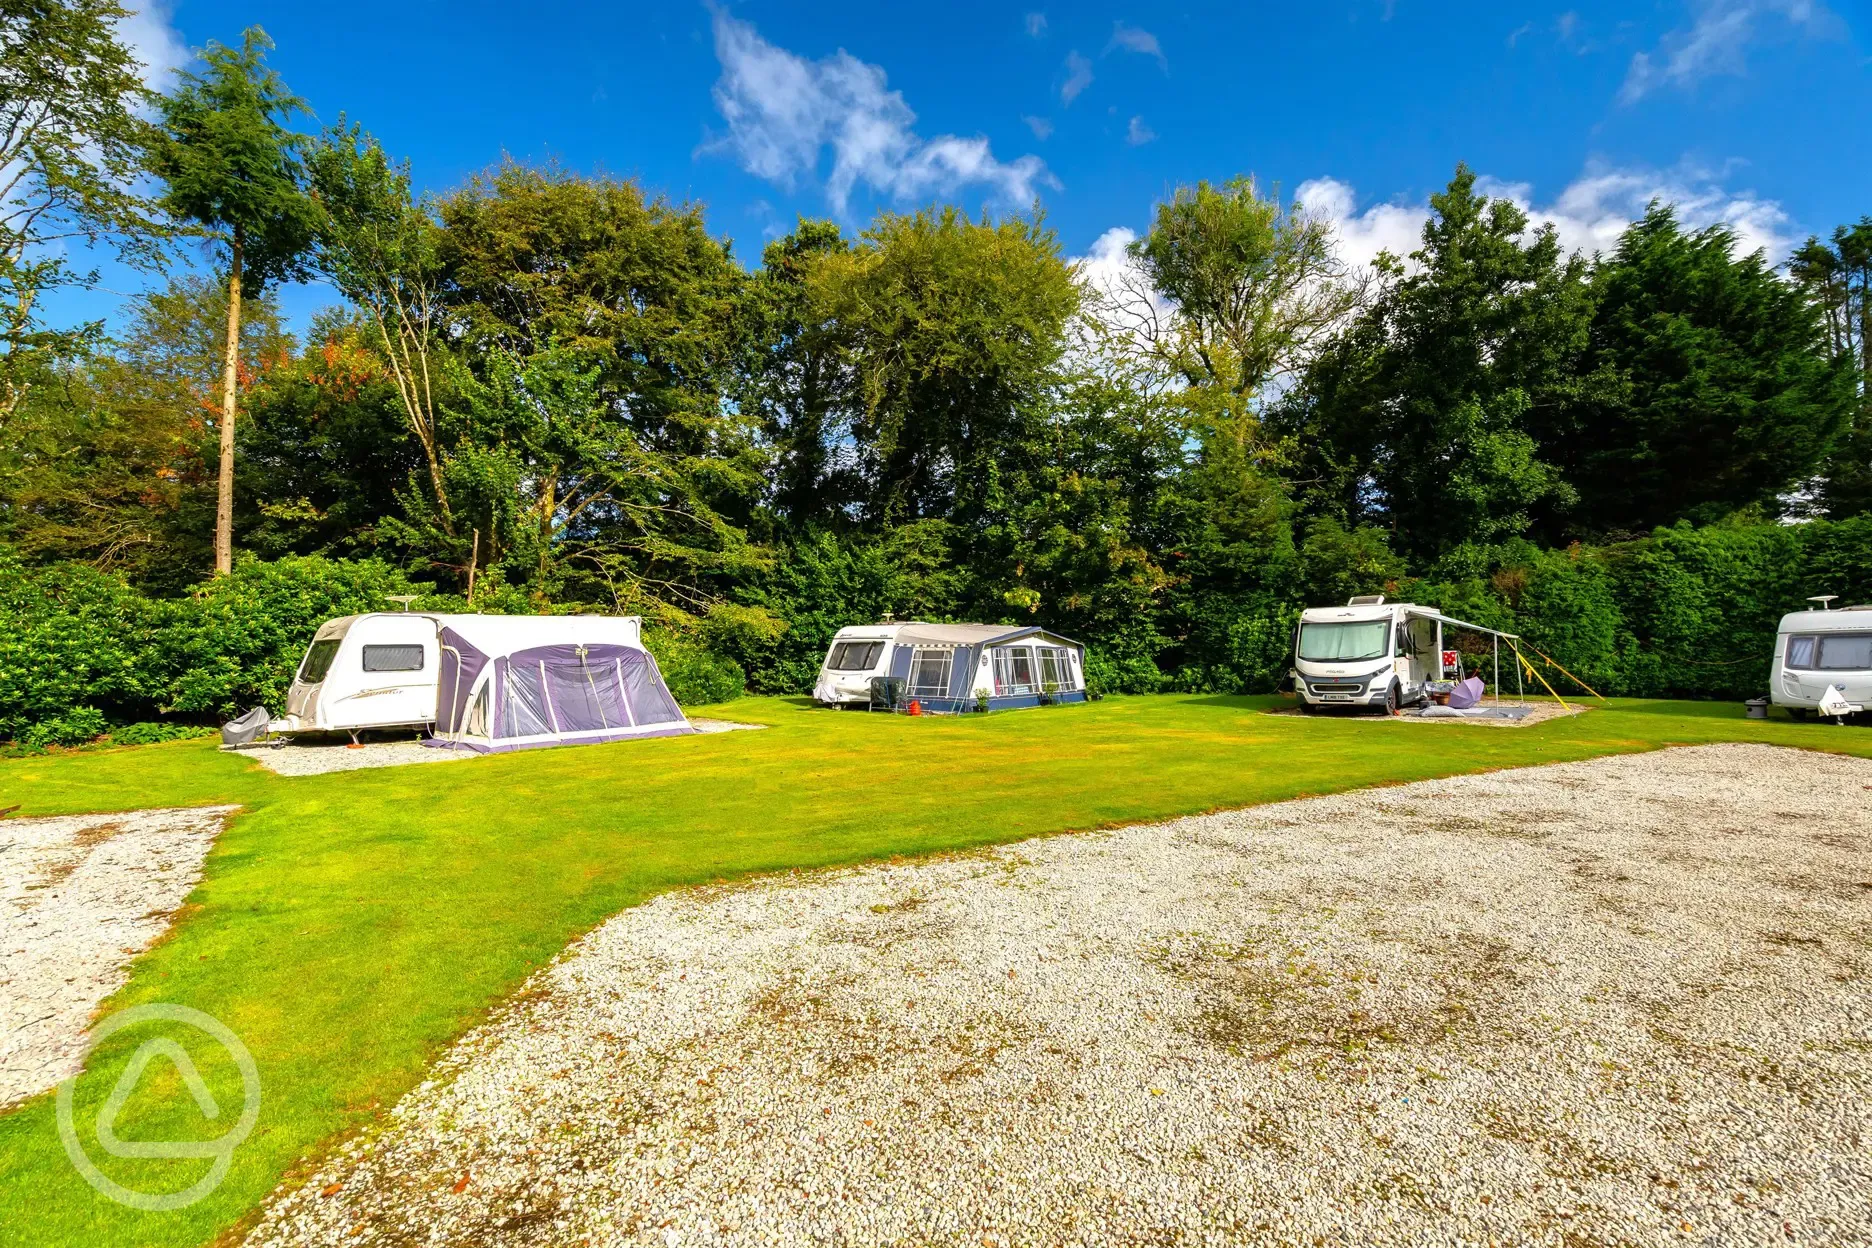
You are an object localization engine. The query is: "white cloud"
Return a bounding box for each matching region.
[1025,12,1047,37]
[1106,22,1167,69]
[1620,0,1835,103]
[1297,161,1798,271]
[1293,177,1429,270]
[1125,115,1155,145]
[1023,114,1054,139]
[116,1,189,91]
[1073,226,1147,313]
[1061,51,1094,104]
[1067,225,1171,361]
[705,7,1055,213]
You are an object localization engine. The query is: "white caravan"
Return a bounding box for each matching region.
[1292,596,1510,713]
[279,612,691,750]
[282,612,443,734]
[812,623,907,707]
[1769,605,1872,720]
[814,622,1089,711]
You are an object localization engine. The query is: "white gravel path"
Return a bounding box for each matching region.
[232,739,473,776]
[0,805,234,1108]
[244,744,1872,1247]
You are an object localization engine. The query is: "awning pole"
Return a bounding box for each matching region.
[1493,636,1500,706]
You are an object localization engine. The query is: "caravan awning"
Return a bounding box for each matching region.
[893,624,1082,648]
[1399,607,1519,641]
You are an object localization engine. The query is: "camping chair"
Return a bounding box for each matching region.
[869,676,906,713]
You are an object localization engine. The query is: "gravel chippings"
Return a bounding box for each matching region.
[243,744,1872,1247]
[0,805,235,1107]
[233,739,472,776]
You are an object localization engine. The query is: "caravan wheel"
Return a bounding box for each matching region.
[1384,682,1400,716]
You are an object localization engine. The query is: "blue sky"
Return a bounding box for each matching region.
[69,0,1872,333]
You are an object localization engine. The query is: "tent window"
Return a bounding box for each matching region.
[908,648,953,697]
[464,686,489,737]
[826,641,884,671]
[362,644,425,672]
[297,639,340,684]
[1038,646,1077,691]
[993,647,1037,695]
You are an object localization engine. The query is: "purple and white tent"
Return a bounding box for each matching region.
[428,614,692,753]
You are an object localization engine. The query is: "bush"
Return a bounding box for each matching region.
[150,555,433,718]
[109,722,217,746]
[22,706,109,748]
[0,553,149,742]
[643,629,746,706]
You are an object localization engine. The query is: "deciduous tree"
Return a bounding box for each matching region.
[0,0,164,423]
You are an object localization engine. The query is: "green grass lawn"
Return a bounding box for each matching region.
[3,694,1868,1247]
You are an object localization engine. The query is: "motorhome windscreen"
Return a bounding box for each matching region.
[826,641,884,671]
[298,639,341,683]
[1787,633,1872,670]
[1297,620,1390,662]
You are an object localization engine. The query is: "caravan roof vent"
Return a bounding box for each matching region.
[1347,594,1386,606]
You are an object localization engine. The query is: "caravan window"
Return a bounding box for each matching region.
[826,641,884,671]
[908,648,953,697]
[1788,633,1872,671]
[1297,620,1389,662]
[362,644,425,672]
[297,639,340,684]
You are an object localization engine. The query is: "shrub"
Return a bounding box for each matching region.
[149,555,433,719]
[0,552,148,742]
[22,706,108,749]
[642,629,746,706]
[109,722,217,746]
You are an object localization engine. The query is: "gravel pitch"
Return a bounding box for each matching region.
[0,806,234,1108]
[231,739,473,776]
[244,744,1872,1247]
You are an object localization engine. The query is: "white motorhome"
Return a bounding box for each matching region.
[1292,596,1510,713]
[278,612,691,750]
[1768,605,1872,720]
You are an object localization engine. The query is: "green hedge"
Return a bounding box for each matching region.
[1416,518,1872,701]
